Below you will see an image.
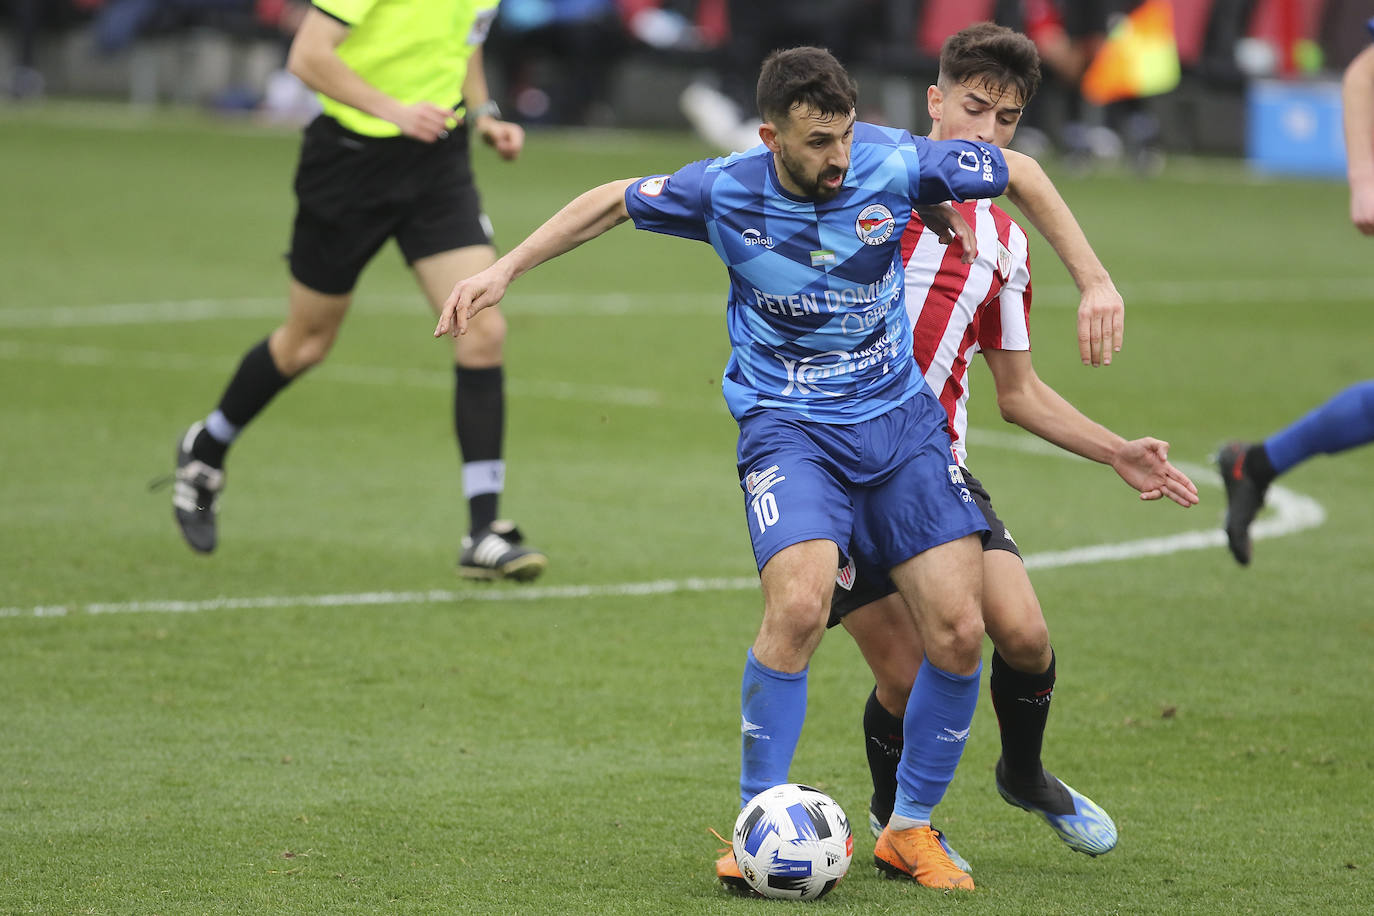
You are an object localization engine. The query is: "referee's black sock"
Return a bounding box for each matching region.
[454,365,505,535]
[193,338,293,468]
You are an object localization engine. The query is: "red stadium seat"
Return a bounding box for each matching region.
[917,0,997,57]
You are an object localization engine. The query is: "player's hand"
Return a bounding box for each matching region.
[1351,181,1374,235]
[394,101,456,143]
[1077,279,1124,367]
[434,264,512,338]
[914,203,977,263]
[1111,437,1199,507]
[476,116,525,161]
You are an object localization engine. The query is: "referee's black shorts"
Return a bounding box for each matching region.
[827,466,1020,627]
[288,115,494,295]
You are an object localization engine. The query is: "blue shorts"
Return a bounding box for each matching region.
[735,391,988,578]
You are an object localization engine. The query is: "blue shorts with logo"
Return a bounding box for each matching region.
[735,389,988,579]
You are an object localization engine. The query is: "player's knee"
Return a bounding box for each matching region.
[764,591,829,647]
[923,610,985,669]
[993,618,1050,671]
[457,308,508,361]
[282,334,334,374]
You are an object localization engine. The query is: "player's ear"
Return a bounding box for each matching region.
[927,84,943,122]
[759,122,781,153]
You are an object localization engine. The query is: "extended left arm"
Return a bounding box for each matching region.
[983,348,1198,506]
[1001,148,1123,368]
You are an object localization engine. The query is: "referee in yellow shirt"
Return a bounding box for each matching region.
[171,0,547,581]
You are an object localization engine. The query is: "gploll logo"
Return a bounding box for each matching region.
[742,227,775,248]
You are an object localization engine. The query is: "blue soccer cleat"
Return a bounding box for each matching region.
[995,759,1118,857]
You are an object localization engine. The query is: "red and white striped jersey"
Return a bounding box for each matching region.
[902,198,1032,465]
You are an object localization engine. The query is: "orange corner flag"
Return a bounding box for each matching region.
[1081,0,1182,105]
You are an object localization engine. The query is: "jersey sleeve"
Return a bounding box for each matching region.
[911,137,1009,204]
[623,159,712,243]
[312,0,378,27]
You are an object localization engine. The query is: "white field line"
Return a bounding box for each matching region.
[0,339,676,408]
[0,273,1370,330]
[0,292,718,328]
[0,436,1324,620]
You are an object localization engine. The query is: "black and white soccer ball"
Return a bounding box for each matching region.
[732,783,853,900]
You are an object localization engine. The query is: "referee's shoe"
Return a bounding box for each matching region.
[172,422,224,554]
[458,520,547,581]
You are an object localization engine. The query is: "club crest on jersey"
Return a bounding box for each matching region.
[996,241,1012,281]
[638,176,667,197]
[855,204,895,245]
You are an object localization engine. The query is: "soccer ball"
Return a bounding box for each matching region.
[732,783,853,900]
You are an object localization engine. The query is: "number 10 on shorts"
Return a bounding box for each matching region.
[745,465,787,533]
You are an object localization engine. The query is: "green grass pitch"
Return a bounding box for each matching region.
[1,102,1371,913]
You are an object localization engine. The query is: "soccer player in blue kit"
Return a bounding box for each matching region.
[435,46,1120,891]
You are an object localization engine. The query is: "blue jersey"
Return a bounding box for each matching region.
[624,122,1008,424]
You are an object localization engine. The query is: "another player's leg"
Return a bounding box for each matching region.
[836,592,917,837]
[1219,380,1374,565]
[414,248,546,581]
[981,529,1117,857]
[174,280,348,553]
[874,535,983,891]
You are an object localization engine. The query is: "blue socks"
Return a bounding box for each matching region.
[893,659,981,824]
[1264,380,1374,475]
[738,648,807,806]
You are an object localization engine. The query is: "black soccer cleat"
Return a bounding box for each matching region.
[1217,441,1268,566]
[458,520,547,581]
[172,422,224,554]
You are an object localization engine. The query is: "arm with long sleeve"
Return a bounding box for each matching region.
[1001,149,1124,368]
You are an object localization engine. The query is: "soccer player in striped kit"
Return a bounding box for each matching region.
[827,22,1198,867]
[435,44,1137,891]
[1218,17,1374,565]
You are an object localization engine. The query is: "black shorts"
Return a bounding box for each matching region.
[827,466,1020,627]
[288,115,494,295]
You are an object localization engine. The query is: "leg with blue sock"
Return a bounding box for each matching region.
[737,648,808,805]
[891,659,981,827]
[1220,380,1374,564]
[872,658,980,889]
[1263,380,1374,475]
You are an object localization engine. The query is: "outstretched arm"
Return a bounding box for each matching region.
[982,348,1198,507]
[1344,44,1374,235]
[1001,149,1124,368]
[434,179,636,337]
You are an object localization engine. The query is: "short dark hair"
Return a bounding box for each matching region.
[755,46,858,124]
[938,22,1041,106]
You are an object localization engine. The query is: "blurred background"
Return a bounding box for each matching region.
[4,0,1374,176]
